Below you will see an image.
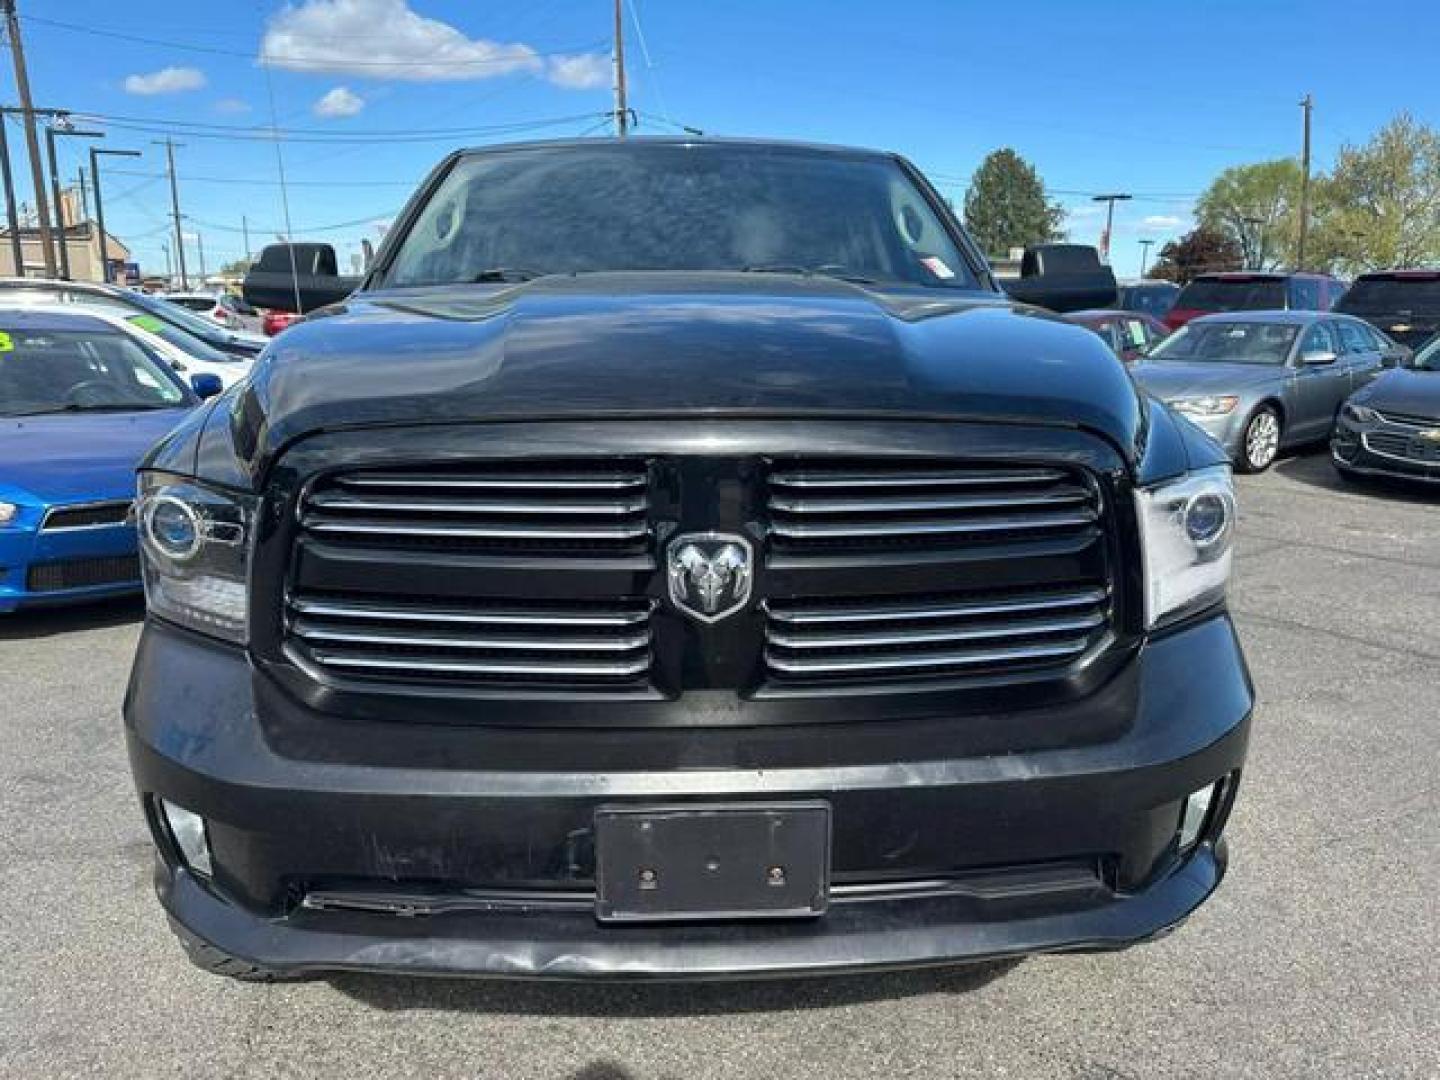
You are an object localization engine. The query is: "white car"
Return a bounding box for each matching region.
[0,302,255,389]
[164,291,263,334]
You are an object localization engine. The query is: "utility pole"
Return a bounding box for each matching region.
[0,114,22,274]
[612,0,628,137]
[44,121,102,279]
[195,229,206,282]
[1092,193,1132,263]
[90,146,140,284]
[160,240,171,282]
[1138,238,1155,277]
[242,214,250,262]
[76,165,89,221]
[156,138,188,289]
[1296,94,1313,272]
[2,0,56,277]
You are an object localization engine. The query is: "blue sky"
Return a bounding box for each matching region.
[9,0,1437,280]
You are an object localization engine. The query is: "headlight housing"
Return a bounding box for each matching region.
[1342,400,1382,424]
[1169,395,1239,418]
[1135,465,1236,628]
[136,473,254,643]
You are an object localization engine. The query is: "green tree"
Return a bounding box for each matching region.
[962,149,1065,259]
[217,257,252,277]
[1308,113,1440,274]
[1194,159,1303,270]
[1148,226,1243,284]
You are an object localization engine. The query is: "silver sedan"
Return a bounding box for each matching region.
[1132,310,1405,471]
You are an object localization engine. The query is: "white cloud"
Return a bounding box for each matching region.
[213,97,251,114]
[123,66,207,95]
[313,86,365,118]
[547,53,610,90]
[259,0,607,88]
[1142,214,1182,230]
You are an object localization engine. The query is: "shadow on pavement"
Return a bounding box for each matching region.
[0,594,145,640]
[1272,452,1440,505]
[329,958,1022,1018]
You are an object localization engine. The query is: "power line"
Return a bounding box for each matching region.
[72,110,609,145]
[103,168,416,189]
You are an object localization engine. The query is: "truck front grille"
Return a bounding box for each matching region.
[766,461,1100,554]
[763,584,1111,684]
[285,593,656,690]
[298,461,651,555]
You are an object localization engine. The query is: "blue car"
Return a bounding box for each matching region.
[0,308,216,612]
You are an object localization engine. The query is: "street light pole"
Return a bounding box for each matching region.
[89,146,141,284]
[1092,193,1133,263]
[1138,238,1155,277]
[0,117,23,274]
[44,121,103,280]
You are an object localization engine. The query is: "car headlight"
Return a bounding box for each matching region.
[136,473,254,643]
[1342,401,1382,424]
[1169,395,1239,418]
[1135,465,1236,628]
[0,501,17,526]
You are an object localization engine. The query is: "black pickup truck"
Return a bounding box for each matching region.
[126,138,1251,981]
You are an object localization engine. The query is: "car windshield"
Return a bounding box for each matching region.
[123,314,241,364]
[1338,277,1440,315]
[124,290,237,338]
[167,296,217,313]
[0,327,189,416]
[1176,278,1286,312]
[384,144,979,290]
[1147,321,1299,365]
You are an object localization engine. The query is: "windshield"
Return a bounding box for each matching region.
[0,327,189,416]
[384,145,978,290]
[1175,278,1286,312]
[112,288,244,341]
[123,314,241,365]
[167,296,217,313]
[1147,321,1299,365]
[1338,277,1440,316]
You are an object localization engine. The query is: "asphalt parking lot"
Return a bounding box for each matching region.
[2,451,1436,1080]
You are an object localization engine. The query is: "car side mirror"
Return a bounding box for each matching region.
[190,373,224,399]
[1302,349,1337,366]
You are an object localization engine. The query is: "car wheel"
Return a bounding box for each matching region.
[1237,407,1282,473]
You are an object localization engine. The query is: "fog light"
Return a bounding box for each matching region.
[1178,783,1220,852]
[160,798,213,877]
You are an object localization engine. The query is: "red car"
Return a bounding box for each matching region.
[1063,309,1169,362]
[262,309,302,337]
[1164,271,1346,331]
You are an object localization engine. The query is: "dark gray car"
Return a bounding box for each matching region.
[1133,310,1405,472]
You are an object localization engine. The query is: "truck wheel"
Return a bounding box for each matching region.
[173,928,309,983]
[1238,407,1281,473]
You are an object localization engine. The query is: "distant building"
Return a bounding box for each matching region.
[0,222,133,283]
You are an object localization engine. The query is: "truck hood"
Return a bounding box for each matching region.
[1131,361,1285,400]
[236,273,1144,469]
[1353,367,1440,420]
[0,409,188,506]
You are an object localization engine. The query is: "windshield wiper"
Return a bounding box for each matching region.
[469,267,548,283]
[741,264,880,285]
[5,402,177,416]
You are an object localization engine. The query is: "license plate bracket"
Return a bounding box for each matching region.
[594,802,831,923]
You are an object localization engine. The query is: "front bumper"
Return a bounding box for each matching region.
[0,516,141,613]
[126,614,1253,980]
[1332,419,1440,484]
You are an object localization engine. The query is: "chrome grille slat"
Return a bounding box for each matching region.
[300,461,652,555]
[289,596,651,627]
[766,587,1109,625]
[764,584,1111,685]
[308,492,649,516]
[291,622,652,652]
[770,508,1097,539]
[286,594,655,689]
[307,651,653,678]
[765,638,1091,675]
[766,459,1102,554]
[765,612,1104,650]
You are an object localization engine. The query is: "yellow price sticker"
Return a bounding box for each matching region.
[0,331,12,352]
